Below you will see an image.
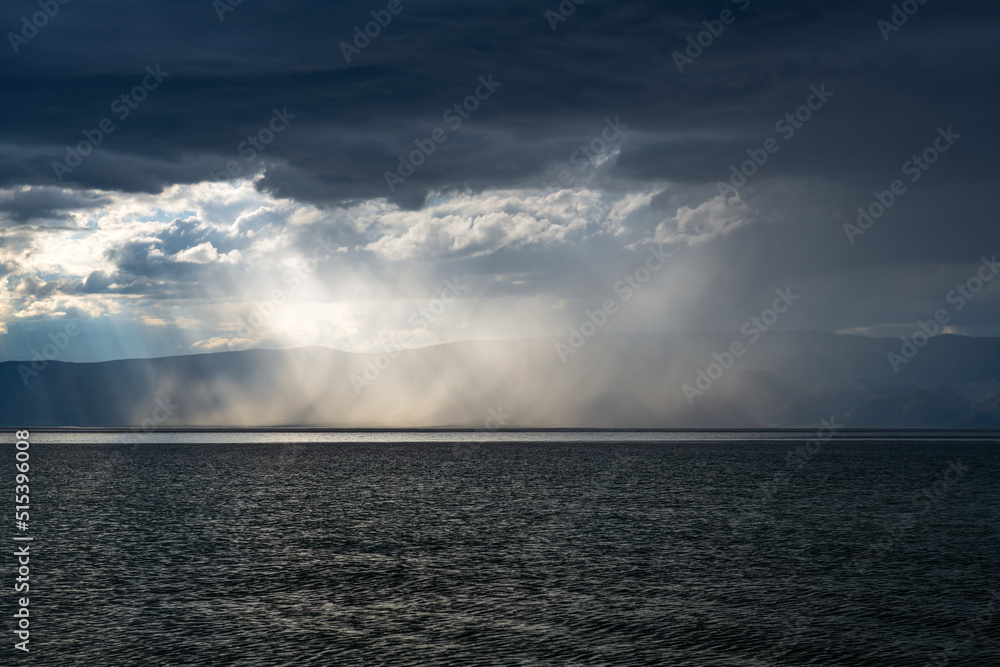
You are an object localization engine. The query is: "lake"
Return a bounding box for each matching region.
[4,430,999,665]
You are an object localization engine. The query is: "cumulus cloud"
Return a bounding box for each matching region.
[362,190,597,260]
[171,242,242,264]
[653,194,750,246]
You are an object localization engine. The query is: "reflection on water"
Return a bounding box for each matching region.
[4,432,999,665]
[27,428,1000,445]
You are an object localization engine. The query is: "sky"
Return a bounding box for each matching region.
[1,0,998,363]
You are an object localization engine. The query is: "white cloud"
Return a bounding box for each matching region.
[192,336,251,350]
[0,179,751,359]
[172,242,242,264]
[653,194,750,246]
[362,188,644,260]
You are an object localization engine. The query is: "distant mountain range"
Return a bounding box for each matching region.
[3,331,1000,428]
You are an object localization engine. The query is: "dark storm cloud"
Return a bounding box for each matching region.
[0,187,107,224]
[1,1,995,201]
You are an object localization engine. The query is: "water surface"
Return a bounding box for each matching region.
[4,431,999,665]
